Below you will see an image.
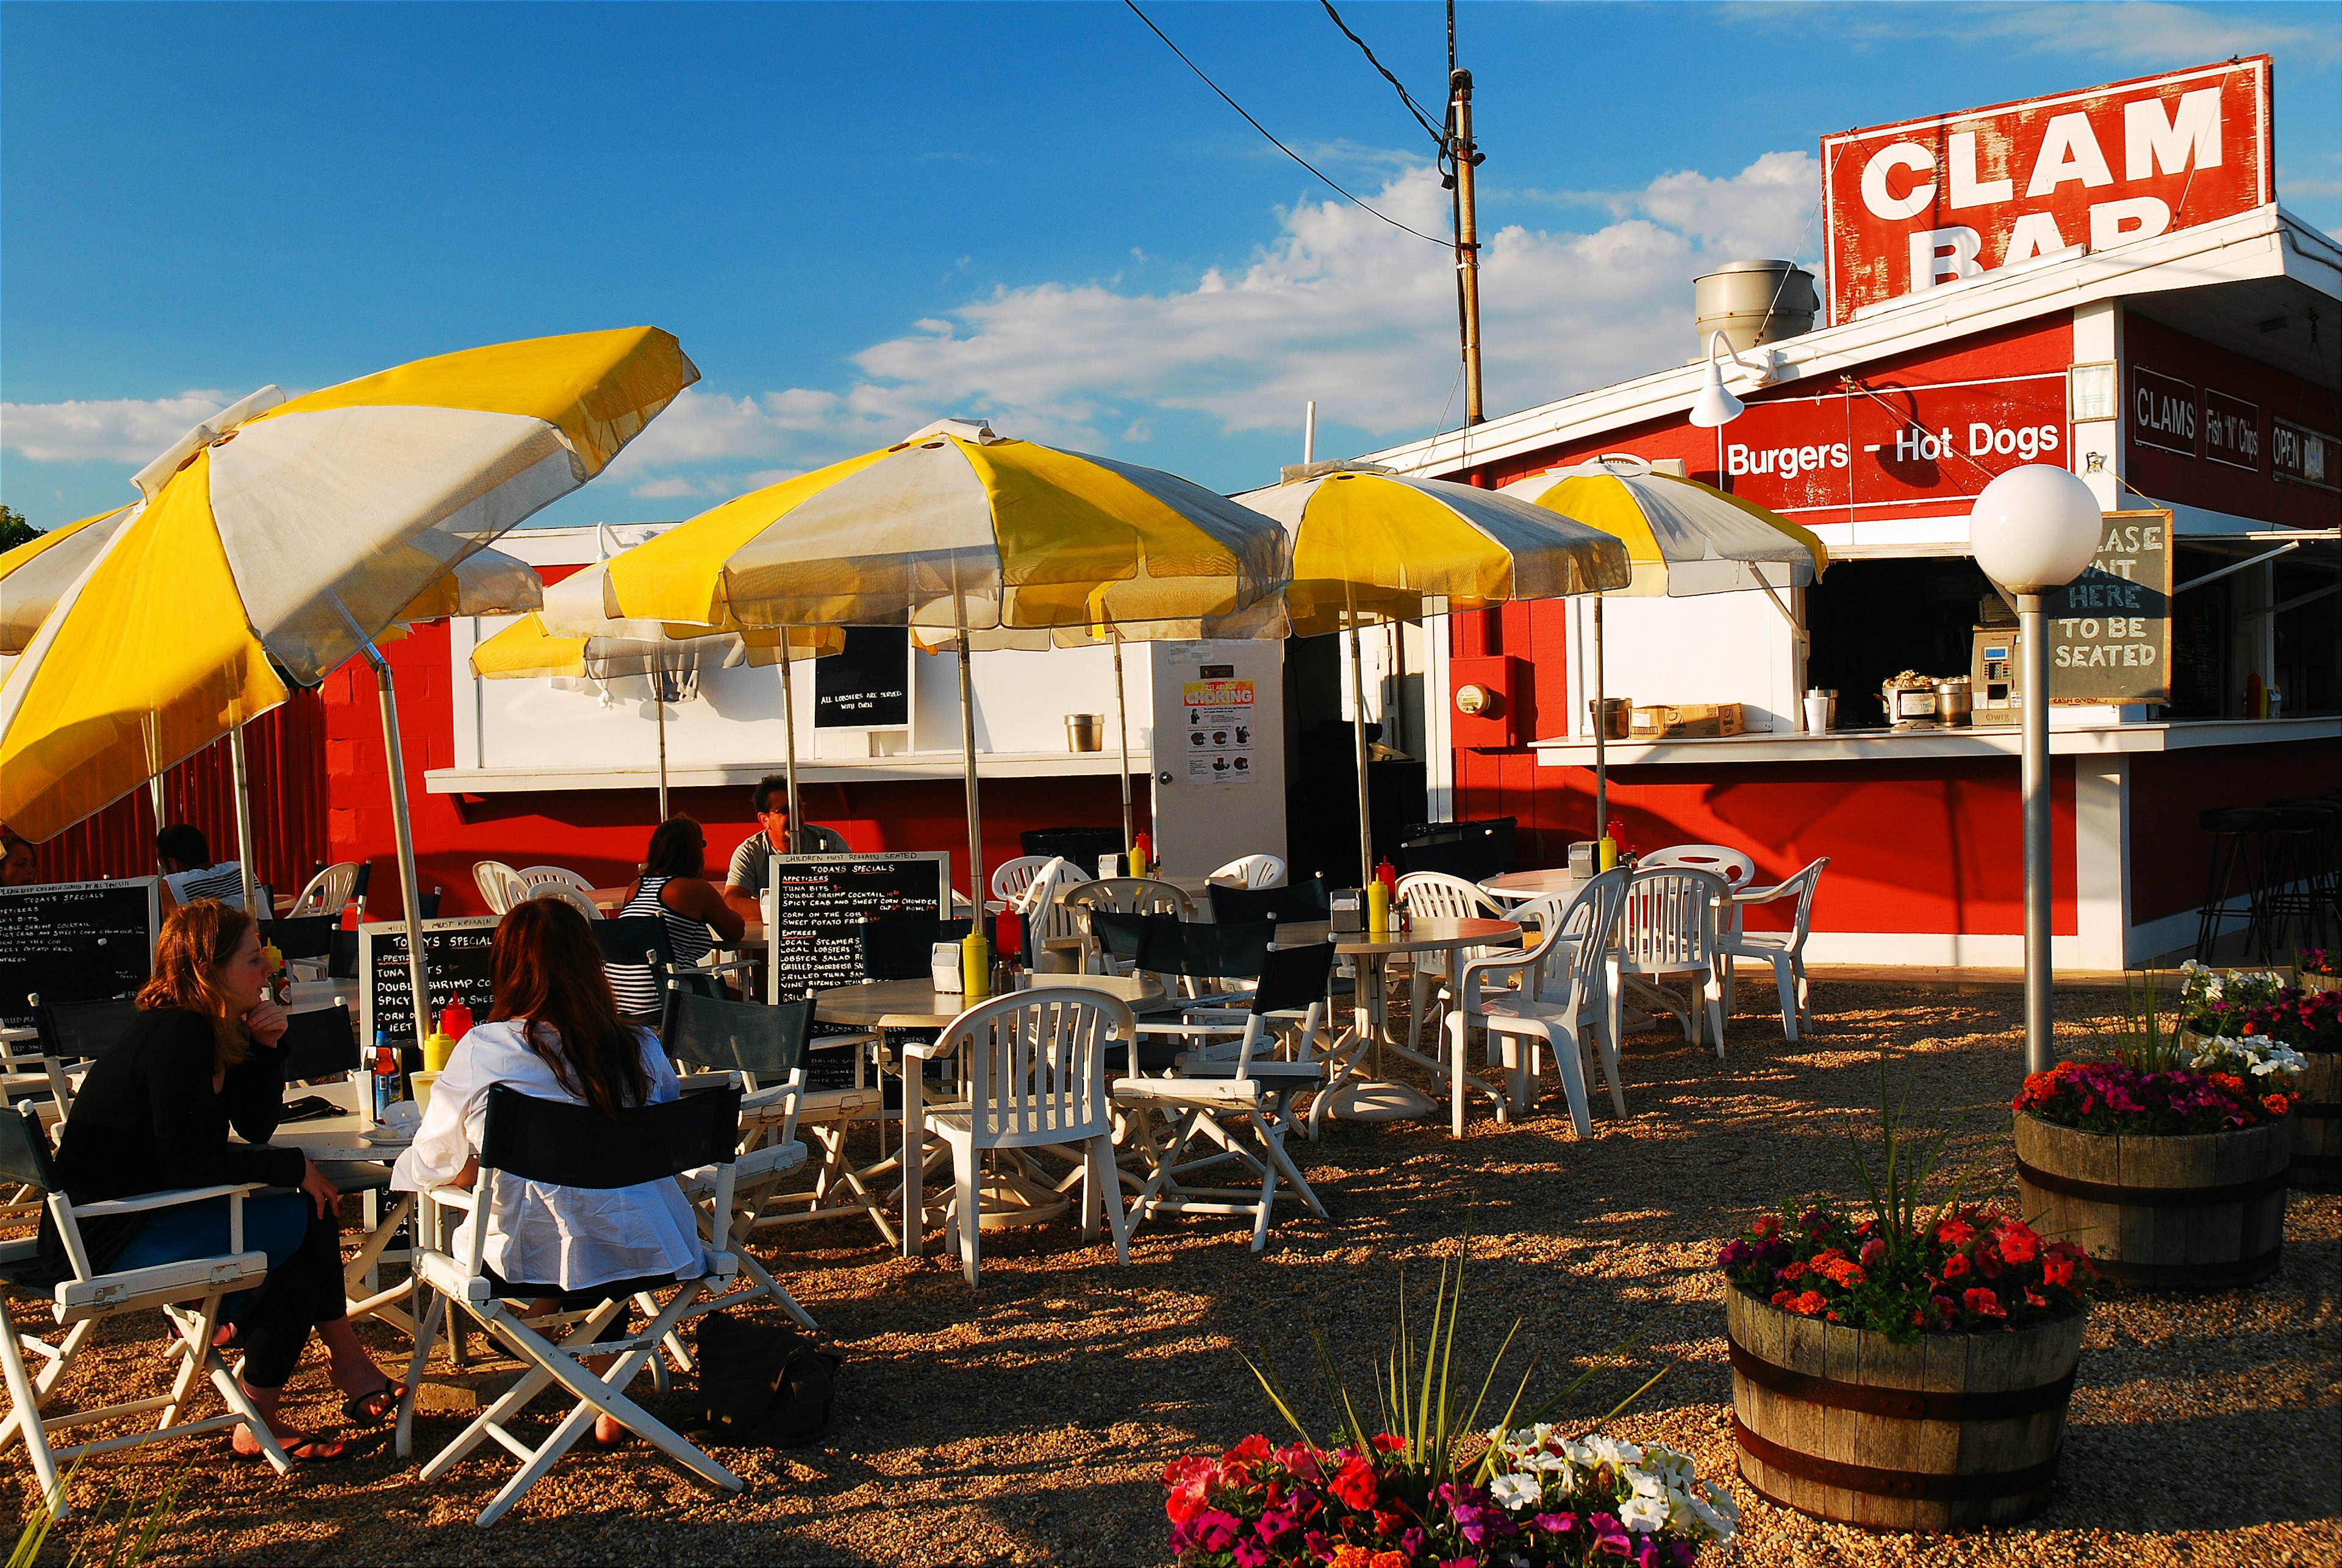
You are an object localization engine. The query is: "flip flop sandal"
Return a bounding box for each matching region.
[341,1378,408,1426]
[233,1429,353,1464]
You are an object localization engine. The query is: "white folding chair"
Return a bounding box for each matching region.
[473,861,530,915]
[1112,943,1333,1250]
[1208,854,1286,889]
[395,1081,748,1527]
[1641,845,1757,1012]
[1717,858,1830,1042]
[1394,871,1508,1062]
[1445,869,1630,1138]
[988,855,1057,909]
[290,861,364,917]
[1611,868,1728,1057]
[927,990,1132,1287]
[528,879,604,920]
[0,1108,291,1509]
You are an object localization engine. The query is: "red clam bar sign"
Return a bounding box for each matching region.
[1822,58,2272,324]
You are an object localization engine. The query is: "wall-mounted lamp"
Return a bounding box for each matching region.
[1687,331,1782,428]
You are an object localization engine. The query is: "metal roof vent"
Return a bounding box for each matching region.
[1694,260,1819,355]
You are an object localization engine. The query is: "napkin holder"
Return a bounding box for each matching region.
[931,943,965,993]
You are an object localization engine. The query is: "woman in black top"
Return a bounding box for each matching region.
[35,901,402,1460]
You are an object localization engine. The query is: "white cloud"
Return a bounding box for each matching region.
[0,390,235,464]
[1727,1,2341,71]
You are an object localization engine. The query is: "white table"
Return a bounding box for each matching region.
[1480,867,1585,905]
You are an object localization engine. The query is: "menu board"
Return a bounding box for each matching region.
[1182,665,1258,785]
[765,851,947,1003]
[0,877,159,1026]
[360,917,499,1049]
[814,627,911,729]
[2048,510,2174,706]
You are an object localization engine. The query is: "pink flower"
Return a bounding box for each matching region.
[1964,1286,2008,1320]
[1859,1237,1886,1268]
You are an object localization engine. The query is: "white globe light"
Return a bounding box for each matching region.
[1969,465,2103,592]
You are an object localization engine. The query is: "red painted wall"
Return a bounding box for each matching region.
[318,620,1147,918]
[2124,313,2341,528]
[2126,739,2342,924]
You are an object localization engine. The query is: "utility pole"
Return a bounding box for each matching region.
[1449,66,1484,427]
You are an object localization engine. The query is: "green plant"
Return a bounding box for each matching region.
[2099,970,2186,1072]
[9,1461,189,1568]
[1843,1058,1969,1278]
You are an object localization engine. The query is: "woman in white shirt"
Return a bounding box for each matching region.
[393,898,706,1444]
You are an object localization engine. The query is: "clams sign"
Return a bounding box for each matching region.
[1822,59,2272,325]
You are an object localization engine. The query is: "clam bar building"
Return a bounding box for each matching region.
[1376,63,2338,969]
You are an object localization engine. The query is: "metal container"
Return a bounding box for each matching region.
[1589,696,1633,739]
[1934,678,1974,728]
[1064,713,1103,752]
[1883,685,1941,729]
[1694,260,1819,353]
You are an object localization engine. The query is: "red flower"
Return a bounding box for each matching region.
[1976,1244,2006,1280]
[1786,1290,1827,1316]
[1369,1433,1406,1455]
[1942,1253,1971,1280]
[2043,1254,2075,1288]
[1860,1237,1887,1269]
[1753,1214,1781,1237]
[1936,1219,1976,1247]
[1781,1261,1808,1281]
[1224,1434,1273,1468]
[1162,1456,1215,1524]
[1992,1220,2040,1264]
[1964,1287,2008,1320]
[1330,1455,1380,1512]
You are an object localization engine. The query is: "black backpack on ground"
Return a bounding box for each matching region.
[690,1309,840,1448]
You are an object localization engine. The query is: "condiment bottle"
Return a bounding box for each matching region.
[961,928,992,1000]
[1132,833,1153,878]
[1598,820,1620,872]
[371,1029,402,1122]
[1366,876,1391,935]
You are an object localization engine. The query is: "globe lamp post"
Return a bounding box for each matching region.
[1968,465,2106,1075]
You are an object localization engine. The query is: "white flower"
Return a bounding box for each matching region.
[1574,1433,1644,1469]
[1686,1490,1738,1542]
[1619,1492,1670,1532]
[1637,1445,1699,1485]
[1489,1472,1544,1511]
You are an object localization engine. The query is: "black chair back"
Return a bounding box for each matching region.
[1397,836,1503,884]
[327,927,359,980]
[478,1081,742,1190]
[1137,918,1276,983]
[0,1107,58,1194]
[592,915,677,972]
[1251,942,1336,1017]
[859,919,973,982]
[4,945,131,1025]
[1084,909,1153,965]
[1208,878,1330,926]
[661,989,812,1082]
[279,1003,360,1083]
[33,997,141,1065]
[262,914,339,962]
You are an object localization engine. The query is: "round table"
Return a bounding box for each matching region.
[812,973,1163,1257]
[1480,867,1585,904]
[1268,918,1520,1122]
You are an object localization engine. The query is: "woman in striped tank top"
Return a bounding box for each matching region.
[607,817,744,1020]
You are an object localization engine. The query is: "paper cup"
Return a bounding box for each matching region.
[409,1070,442,1118]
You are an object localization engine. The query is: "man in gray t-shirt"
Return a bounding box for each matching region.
[722,775,793,926]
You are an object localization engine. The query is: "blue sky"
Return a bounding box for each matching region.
[5,1,2338,531]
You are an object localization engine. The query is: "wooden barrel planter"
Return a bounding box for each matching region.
[2291,1048,2340,1194]
[2014,1112,2291,1289]
[1726,1287,2083,1531]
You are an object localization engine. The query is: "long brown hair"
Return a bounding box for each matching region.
[137,900,257,1069]
[487,899,648,1117]
[640,815,707,880]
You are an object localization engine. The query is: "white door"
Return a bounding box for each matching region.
[1148,640,1287,882]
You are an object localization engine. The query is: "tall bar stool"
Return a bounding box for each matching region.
[2263,799,2341,957]
[2194,807,2282,963]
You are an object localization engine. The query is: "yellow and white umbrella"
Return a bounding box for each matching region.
[0,504,140,656]
[1503,453,1826,833]
[1,328,697,1037]
[1239,464,1630,885]
[604,417,1291,909]
[472,560,839,817]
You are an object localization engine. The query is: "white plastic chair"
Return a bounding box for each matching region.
[517,865,596,898]
[290,860,364,916]
[989,855,1058,908]
[474,861,530,915]
[529,880,603,920]
[928,989,1133,1287]
[0,1108,292,1506]
[1640,845,1756,1012]
[1394,871,1508,1061]
[1717,857,1829,1042]
[1014,857,1098,972]
[1208,854,1286,889]
[1444,870,1631,1138]
[1611,868,1728,1056]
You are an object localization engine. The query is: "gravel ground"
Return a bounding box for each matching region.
[10,980,2338,1566]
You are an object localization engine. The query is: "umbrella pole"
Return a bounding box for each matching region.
[655,676,670,822]
[358,641,432,1051]
[958,639,986,917]
[1350,623,1374,887]
[779,635,803,854]
[1112,631,1133,853]
[229,725,258,915]
[1592,593,1608,843]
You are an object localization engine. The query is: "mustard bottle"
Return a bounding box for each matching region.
[961,929,992,1000]
[1366,876,1391,935]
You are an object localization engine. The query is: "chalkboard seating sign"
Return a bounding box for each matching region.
[2049,510,2174,706]
[360,917,500,1050]
[764,852,948,1003]
[0,878,159,1026]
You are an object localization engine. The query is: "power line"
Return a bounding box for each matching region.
[1318,1,1445,147]
[1123,0,1448,246]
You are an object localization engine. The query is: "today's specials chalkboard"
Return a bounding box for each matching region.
[814,627,911,730]
[2048,510,2174,706]
[360,917,500,1048]
[765,851,948,1003]
[0,878,159,1026]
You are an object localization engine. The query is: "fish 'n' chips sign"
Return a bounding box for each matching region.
[1822,59,2272,325]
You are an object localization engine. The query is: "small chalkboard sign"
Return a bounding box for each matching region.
[2049,510,2174,706]
[0,877,159,1026]
[360,917,500,1049]
[764,851,948,1003]
[814,627,911,730]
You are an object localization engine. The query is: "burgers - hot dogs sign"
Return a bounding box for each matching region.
[1822,59,2272,325]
